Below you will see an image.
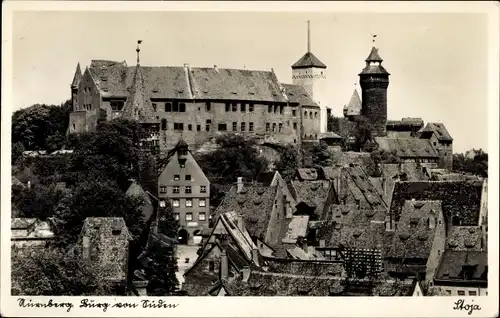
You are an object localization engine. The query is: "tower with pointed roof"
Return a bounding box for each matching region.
[70,63,82,111]
[359,38,390,136]
[292,21,328,133]
[343,85,362,120]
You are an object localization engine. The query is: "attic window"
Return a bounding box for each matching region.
[249,92,255,95]
[112,229,122,235]
[152,88,159,93]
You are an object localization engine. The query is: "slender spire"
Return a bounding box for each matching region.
[136,40,142,65]
[307,20,311,53]
[71,63,82,88]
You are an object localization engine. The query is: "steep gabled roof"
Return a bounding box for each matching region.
[281,83,318,107]
[290,180,331,218]
[435,250,487,283]
[121,65,157,124]
[365,46,383,62]
[419,123,453,142]
[344,89,362,116]
[375,137,439,158]
[71,63,83,88]
[291,52,327,69]
[385,200,443,259]
[125,180,154,220]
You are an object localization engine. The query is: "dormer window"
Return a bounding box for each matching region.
[112,229,121,235]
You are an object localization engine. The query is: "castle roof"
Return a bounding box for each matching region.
[365,46,383,62]
[375,137,439,158]
[291,52,327,69]
[419,123,453,142]
[87,62,304,104]
[344,89,362,116]
[359,47,390,76]
[434,250,487,284]
[281,83,319,107]
[71,63,82,88]
[121,65,158,124]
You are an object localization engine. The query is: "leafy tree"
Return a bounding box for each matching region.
[145,240,179,296]
[196,134,270,184]
[275,145,299,182]
[302,141,332,169]
[12,142,25,165]
[365,149,401,177]
[11,246,110,296]
[157,201,179,239]
[353,116,377,152]
[13,183,65,219]
[453,151,488,177]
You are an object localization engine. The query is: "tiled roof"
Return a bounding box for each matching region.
[281,83,318,106]
[261,258,345,277]
[290,181,331,218]
[11,218,37,229]
[318,206,386,250]
[386,118,424,128]
[344,89,362,117]
[435,250,487,282]
[125,180,154,220]
[81,217,133,241]
[379,163,428,181]
[375,137,439,158]
[220,211,259,262]
[446,226,484,251]
[319,132,343,140]
[291,52,327,69]
[419,123,453,142]
[214,186,277,239]
[385,200,442,259]
[88,63,292,103]
[71,63,83,88]
[366,47,383,62]
[121,65,158,124]
[390,180,483,225]
[343,166,388,209]
[225,270,344,296]
[296,168,318,181]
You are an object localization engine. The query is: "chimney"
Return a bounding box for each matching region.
[251,248,260,267]
[82,236,90,260]
[385,215,392,232]
[220,250,229,279]
[242,266,251,282]
[302,237,308,252]
[183,63,190,68]
[237,177,244,193]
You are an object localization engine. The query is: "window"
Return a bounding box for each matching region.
[185,175,191,181]
[199,212,206,221]
[200,185,207,193]
[292,109,297,117]
[225,103,230,112]
[241,103,246,112]
[174,175,180,181]
[161,119,167,130]
[233,122,238,131]
[188,124,192,131]
[315,112,318,118]
[208,261,215,272]
[165,102,172,112]
[309,112,313,118]
[205,102,211,111]
[268,105,273,113]
[457,290,465,296]
[445,290,451,295]
[174,123,184,131]
[152,103,157,112]
[249,122,254,132]
[266,123,270,132]
[174,213,180,221]
[206,119,211,131]
[232,103,237,112]
[185,186,192,194]
[249,104,254,112]
[199,199,206,207]
[197,125,201,131]
[172,199,180,207]
[280,105,284,115]
[218,123,227,131]
[185,199,192,207]
[160,186,167,193]
[186,213,193,221]
[173,186,180,194]
[172,102,179,112]
[433,142,437,146]
[278,123,283,132]
[469,291,477,296]
[179,103,186,112]
[304,111,308,118]
[272,123,276,132]
[241,122,246,131]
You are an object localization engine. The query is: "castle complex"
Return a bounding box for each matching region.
[68,24,452,169]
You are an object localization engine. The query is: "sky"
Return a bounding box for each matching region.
[12,11,488,153]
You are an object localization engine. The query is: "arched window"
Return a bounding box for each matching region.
[304,111,308,118]
[315,112,318,118]
[161,119,167,130]
[309,112,313,118]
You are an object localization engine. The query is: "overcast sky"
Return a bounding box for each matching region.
[12,11,488,153]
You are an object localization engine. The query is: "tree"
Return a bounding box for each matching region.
[196,134,270,184]
[157,201,179,239]
[12,142,25,165]
[302,141,332,169]
[453,151,488,177]
[145,240,179,296]
[275,145,299,182]
[353,116,377,152]
[366,149,401,177]
[11,246,110,296]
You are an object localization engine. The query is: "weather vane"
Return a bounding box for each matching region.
[372,34,377,44]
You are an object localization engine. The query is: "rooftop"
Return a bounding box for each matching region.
[435,250,487,283]
[291,52,327,69]
[375,137,439,158]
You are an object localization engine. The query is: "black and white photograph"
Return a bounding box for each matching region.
[1,1,498,317]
